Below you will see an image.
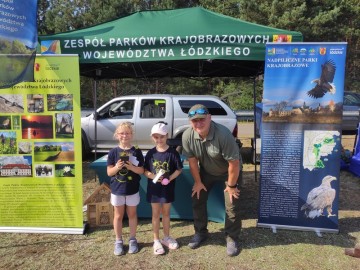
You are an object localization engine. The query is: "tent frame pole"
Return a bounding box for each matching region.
[93,79,97,161]
[93,69,102,162]
[253,76,257,182]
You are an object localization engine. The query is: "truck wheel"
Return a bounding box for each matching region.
[81,138,90,160]
[251,148,261,164]
[251,148,256,164]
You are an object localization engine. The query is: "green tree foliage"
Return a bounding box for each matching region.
[236,0,360,91]
[38,0,139,34]
[0,39,32,54]
[81,77,218,108]
[37,0,50,35]
[212,78,263,110]
[0,39,13,54]
[11,40,30,54]
[37,0,200,34]
[199,0,240,18]
[132,0,200,10]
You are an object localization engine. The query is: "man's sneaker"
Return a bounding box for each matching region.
[188,233,207,249]
[114,240,125,256]
[226,238,240,257]
[161,236,179,250]
[128,238,139,254]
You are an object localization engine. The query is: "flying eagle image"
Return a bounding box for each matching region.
[307,59,336,99]
[301,175,336,219]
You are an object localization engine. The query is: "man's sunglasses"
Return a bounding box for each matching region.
[188,108,209,118]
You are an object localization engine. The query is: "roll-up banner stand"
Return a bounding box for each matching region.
[0,55,84,234]
[258,43,347,235]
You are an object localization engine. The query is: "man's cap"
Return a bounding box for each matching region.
[188,104,209,120]
[151,122,168,135]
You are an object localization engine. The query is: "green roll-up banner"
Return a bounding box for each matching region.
[0,55,84,234]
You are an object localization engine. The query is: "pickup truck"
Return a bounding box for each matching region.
[81,94,239,155]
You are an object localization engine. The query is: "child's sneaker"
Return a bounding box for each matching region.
[153,240,165,255]
[128,237,139,254]
[114,240,124,256]
[161,236,179,250]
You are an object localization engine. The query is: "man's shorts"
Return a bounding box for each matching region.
[111,192,140,207]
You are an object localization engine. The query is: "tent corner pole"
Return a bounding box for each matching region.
[253,76,257,182]
[93,79,98,161]
[93,69,102,163]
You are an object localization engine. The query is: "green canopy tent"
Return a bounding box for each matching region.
[38,7,303,166]
[38,7,303,79]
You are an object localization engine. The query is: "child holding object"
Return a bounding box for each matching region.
[144,122,183,255]
[107,122,144,256]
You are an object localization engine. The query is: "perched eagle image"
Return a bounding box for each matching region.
[307,59,336,99]
[301,175,336,219]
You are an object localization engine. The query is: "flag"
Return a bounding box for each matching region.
[0,0,38,88]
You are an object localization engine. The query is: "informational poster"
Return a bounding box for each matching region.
[0,55,83,234]
[0,0,38,88]
[258,43,347,234]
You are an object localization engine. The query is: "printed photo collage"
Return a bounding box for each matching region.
[0,94,76,178]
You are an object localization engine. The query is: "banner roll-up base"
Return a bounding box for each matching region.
[257,223,339,235]
[0,225,86,234]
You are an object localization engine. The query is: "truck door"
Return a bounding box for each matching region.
[135,97,172,149]
[89,98,136,150]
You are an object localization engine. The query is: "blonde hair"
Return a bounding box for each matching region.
[113,121,134,139]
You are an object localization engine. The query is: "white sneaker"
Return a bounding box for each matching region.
[161,236,179,250]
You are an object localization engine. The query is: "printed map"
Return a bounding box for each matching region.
[303,130,340,171]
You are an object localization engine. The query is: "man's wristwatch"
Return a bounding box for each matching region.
[227,183,238,188]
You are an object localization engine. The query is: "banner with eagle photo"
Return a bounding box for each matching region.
[0,0,38,89]
[257,42,347,234]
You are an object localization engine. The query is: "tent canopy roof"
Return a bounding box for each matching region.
[38,7,303,79]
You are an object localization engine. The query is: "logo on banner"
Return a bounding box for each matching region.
[329,48,345,55]
[273,35,292,42]
[45,64,60,71]
[35,61,60,72]
[267,48,276,55]
[41,40,62,54]
[309,48,316,55]
[292,48,299,55]
[300,48,307,55]
[319,48,327,55]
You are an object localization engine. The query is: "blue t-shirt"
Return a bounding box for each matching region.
[144,147,183,203]
[107,146,144,196]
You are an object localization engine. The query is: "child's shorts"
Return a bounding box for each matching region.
[111,192,140,207]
